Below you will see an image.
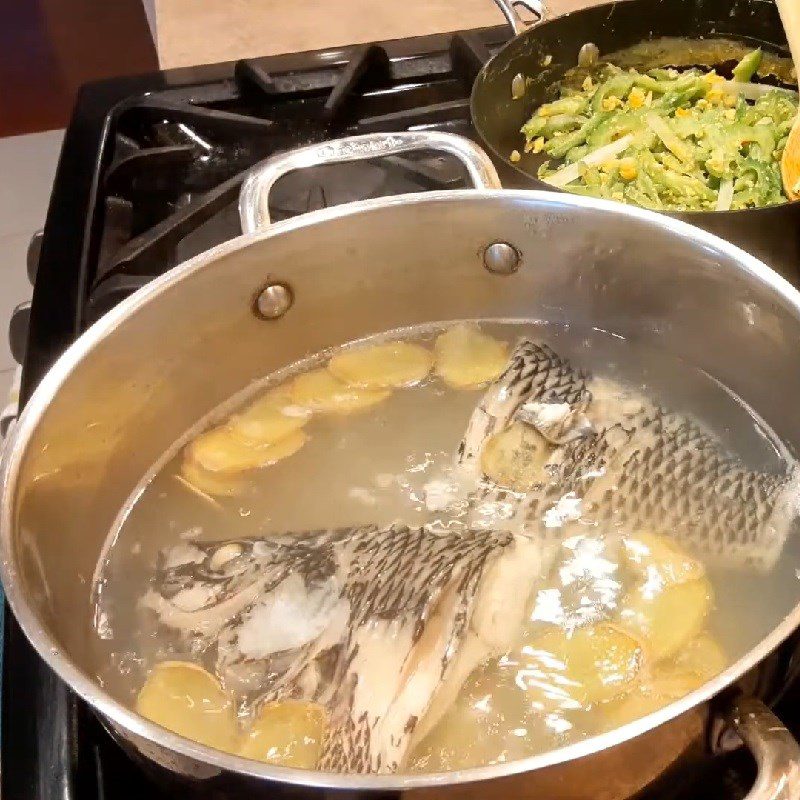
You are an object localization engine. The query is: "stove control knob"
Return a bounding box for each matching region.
[27,229,42,284]
[9,301,31,365]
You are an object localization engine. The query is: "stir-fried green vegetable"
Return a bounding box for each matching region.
[520,50,798,211]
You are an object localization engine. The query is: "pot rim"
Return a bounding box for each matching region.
[3,188,800,790]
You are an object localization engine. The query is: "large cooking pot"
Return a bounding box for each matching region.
[3,131,800,800]
[473,0,800,280]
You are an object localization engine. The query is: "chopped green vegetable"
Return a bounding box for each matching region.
[732,48,763,83]
[520,49,798,211]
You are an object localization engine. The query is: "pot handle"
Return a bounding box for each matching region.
[719,697,800,800]
[492,0,547,35]
[238,131,502,234]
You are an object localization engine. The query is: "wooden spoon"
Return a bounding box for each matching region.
[777,0,800,200]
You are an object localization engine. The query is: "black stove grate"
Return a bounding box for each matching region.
[76,31,511,325]
[6,21,798,800]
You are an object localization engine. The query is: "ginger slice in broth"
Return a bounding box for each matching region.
[178,458,245,500]
[187,426,307,474]
[327,341,433,389]
[239,701,327,768]
[228,388,311,446]
[618,577,713,662]
[481,422,552,491]
[516,622,644,708]
[671,631,726,677]
[136,661,238,752]
[603,633,726,728]
[290,368,391,413]
[433,324,509,389]
[621,532,706,586]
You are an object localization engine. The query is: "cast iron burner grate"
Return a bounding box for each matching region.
[6,22,799,800]
[82,35,500,324]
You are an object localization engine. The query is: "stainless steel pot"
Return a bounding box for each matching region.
[3,130,800,800]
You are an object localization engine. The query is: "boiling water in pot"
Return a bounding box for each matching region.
[91,321,800,773]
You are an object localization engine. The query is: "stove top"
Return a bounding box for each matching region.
[5,23,800,800]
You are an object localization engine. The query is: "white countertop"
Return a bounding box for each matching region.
[0,129,64,400]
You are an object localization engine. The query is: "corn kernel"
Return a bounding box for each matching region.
[675,107,691,118]
[702,71,722,84]
[706,88,724,104]
[582,75,595,92]
[602,96,622,111]
[628,87,646,109]
[619,157,638,181]
[532,136,545,153]
[723,93,737,108]
[510,149,521,163]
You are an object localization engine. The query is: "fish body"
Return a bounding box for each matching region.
[457,339,592,474]
[472,395,798,572]
[144,524,537,773]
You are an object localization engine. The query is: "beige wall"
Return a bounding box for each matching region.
[150,0,599,70]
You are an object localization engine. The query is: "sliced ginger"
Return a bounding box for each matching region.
[239,701,327,768]
[433,324,509,389]
[290,368,390,413]
[327,341,433,389]
[136,661,237,752]
[229,388,311,446]
[671,631,726,678]
[618,576,713,661]
[603,633,726,728]
[187,426,307,474]
[518,622,644,708]
[621,532,706,586]
[481,422,551,491]
[179,457,246,498]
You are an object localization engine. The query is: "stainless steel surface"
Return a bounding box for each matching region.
[253,282,293,320]
[239,131,502,233]
[26,230,42,285]
[4,132,800,795]
[729,698,800,800]
[492,0,546,34]
[482,241,520,274]
[9,301,30,364]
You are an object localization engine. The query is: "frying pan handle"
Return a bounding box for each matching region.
[719,697,800,800]
[238,131,502,234]
[492,0,546,35]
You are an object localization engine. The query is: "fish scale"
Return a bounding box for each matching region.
[145,524,525,774]
[508,403,799,571]
[457,339,591,471]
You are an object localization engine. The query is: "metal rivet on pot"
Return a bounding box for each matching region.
[483,242,520,275]
[254,282,293,319]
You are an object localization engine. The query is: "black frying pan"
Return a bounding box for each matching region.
[471,0,800,281]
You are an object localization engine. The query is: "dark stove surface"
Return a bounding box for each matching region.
[6,22,800,800]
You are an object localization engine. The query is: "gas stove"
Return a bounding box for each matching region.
[5,23,800,800]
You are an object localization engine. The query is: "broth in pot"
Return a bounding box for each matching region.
[91,321,800,774]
